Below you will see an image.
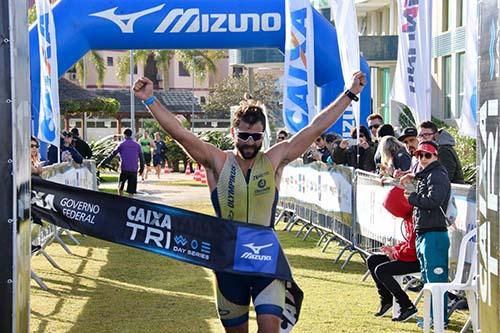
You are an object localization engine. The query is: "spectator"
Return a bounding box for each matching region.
[47,131,83,165]
[30,136,44,175]
[398,127,419,173]
[367,186,419,321]
[276,130,288,144]
[139,130,155,181]
[303,134,330,164]
[379,136,412,176]
[98,128,145,196]
[377,124,395,138]
[367,114,384,139]
[374,124,396,169]
[400,141,451,326]
[153,132,167,179]
[417,121,464,184]
[71,128,93,159]
[332,126,376,172]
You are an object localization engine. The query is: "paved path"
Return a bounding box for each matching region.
[99,171,211,206]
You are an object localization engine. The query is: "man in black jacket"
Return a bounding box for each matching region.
[400,141,451,325]
[71,128,93,159]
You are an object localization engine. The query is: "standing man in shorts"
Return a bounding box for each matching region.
[133,71,366,333]
[153,132,167,179]
[139,130,154,181]
[99,128,144,196]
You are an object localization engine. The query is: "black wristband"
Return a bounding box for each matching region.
[344,89,359,102]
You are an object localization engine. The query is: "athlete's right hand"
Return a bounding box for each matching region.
[133,77,154,100]
[349,71,367,95]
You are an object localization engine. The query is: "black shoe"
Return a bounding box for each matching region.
[393,305,418,322]
[374,301,392,317]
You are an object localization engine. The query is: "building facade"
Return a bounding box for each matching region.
[64,51,230,141]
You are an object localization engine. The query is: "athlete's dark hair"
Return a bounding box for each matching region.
[232,95,267,131]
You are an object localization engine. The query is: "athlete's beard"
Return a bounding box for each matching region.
[237,142,262,160]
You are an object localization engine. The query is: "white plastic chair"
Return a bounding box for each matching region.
[422,228,478,333]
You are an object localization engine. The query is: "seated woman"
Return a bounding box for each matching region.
[366,186,419,322]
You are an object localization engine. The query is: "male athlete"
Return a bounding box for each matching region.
[133,71,366,333]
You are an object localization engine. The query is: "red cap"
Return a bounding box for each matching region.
[415,142,438,155]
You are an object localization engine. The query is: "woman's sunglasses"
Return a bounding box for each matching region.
[237,131,264,142]
[416,152,434,160]
[31,144,39,148]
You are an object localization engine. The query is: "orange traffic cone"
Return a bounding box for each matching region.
[193,165,201,181]
[200,166,207,185]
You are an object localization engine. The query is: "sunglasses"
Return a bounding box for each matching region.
[278,136,286,140]
[416,152,434,160]
[368,124,381,130]
[417,132,436,138]
[31,144,39,148]
[315,138,323,143]
[237,131,264,142]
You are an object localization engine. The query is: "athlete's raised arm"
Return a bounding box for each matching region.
[133,77,225,169]
[268,71,367,166]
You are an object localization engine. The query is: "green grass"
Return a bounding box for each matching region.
[31,202,469,332]
[99,174,119,183]
[98,188,117,195]
[155,179,207,187]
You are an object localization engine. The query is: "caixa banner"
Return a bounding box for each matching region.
[29,0,370,138]
[31,177,303,332]
[478,0,500,331]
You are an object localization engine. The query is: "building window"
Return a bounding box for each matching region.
[134,64,138,75]
[107,57,114,66]
[442,0,452,31]
[178,61,190,77]
[200,96,206,105]
[456,52,465,118]
[233,66,243,77]
[443,55,452,119]
[122,121,131,128]
[75,121,82,128]
[457,0,464,27]
[87,121,96,128]
[96,121,106,128]
[110,121,117,128]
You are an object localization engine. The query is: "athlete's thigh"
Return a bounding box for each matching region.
[251,277,285,318]
[214,272,252,328]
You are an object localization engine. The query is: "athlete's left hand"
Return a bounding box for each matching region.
[349,71,367,95]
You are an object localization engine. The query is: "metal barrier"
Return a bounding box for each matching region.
[277,161,477,272]
[31,160,97,290]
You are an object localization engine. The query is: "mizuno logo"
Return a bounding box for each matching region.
[90,5,165,33]
[89,6,281,34]
[243,242,273,255]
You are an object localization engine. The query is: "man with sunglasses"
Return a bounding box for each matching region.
[367,114,384,140]
[400,141,451,326]
[276,130,288,144]
[418,121,464,184]
[133,71,366,333]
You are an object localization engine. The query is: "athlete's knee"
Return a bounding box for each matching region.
[256,314,281,333]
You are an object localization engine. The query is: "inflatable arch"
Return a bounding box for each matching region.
[29,0,371,136]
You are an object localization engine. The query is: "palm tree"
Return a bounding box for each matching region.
[116,49,226,87]
[175,50,226,82]
[73,51,106,88]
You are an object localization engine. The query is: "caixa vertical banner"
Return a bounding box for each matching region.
[478,0,500,331]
